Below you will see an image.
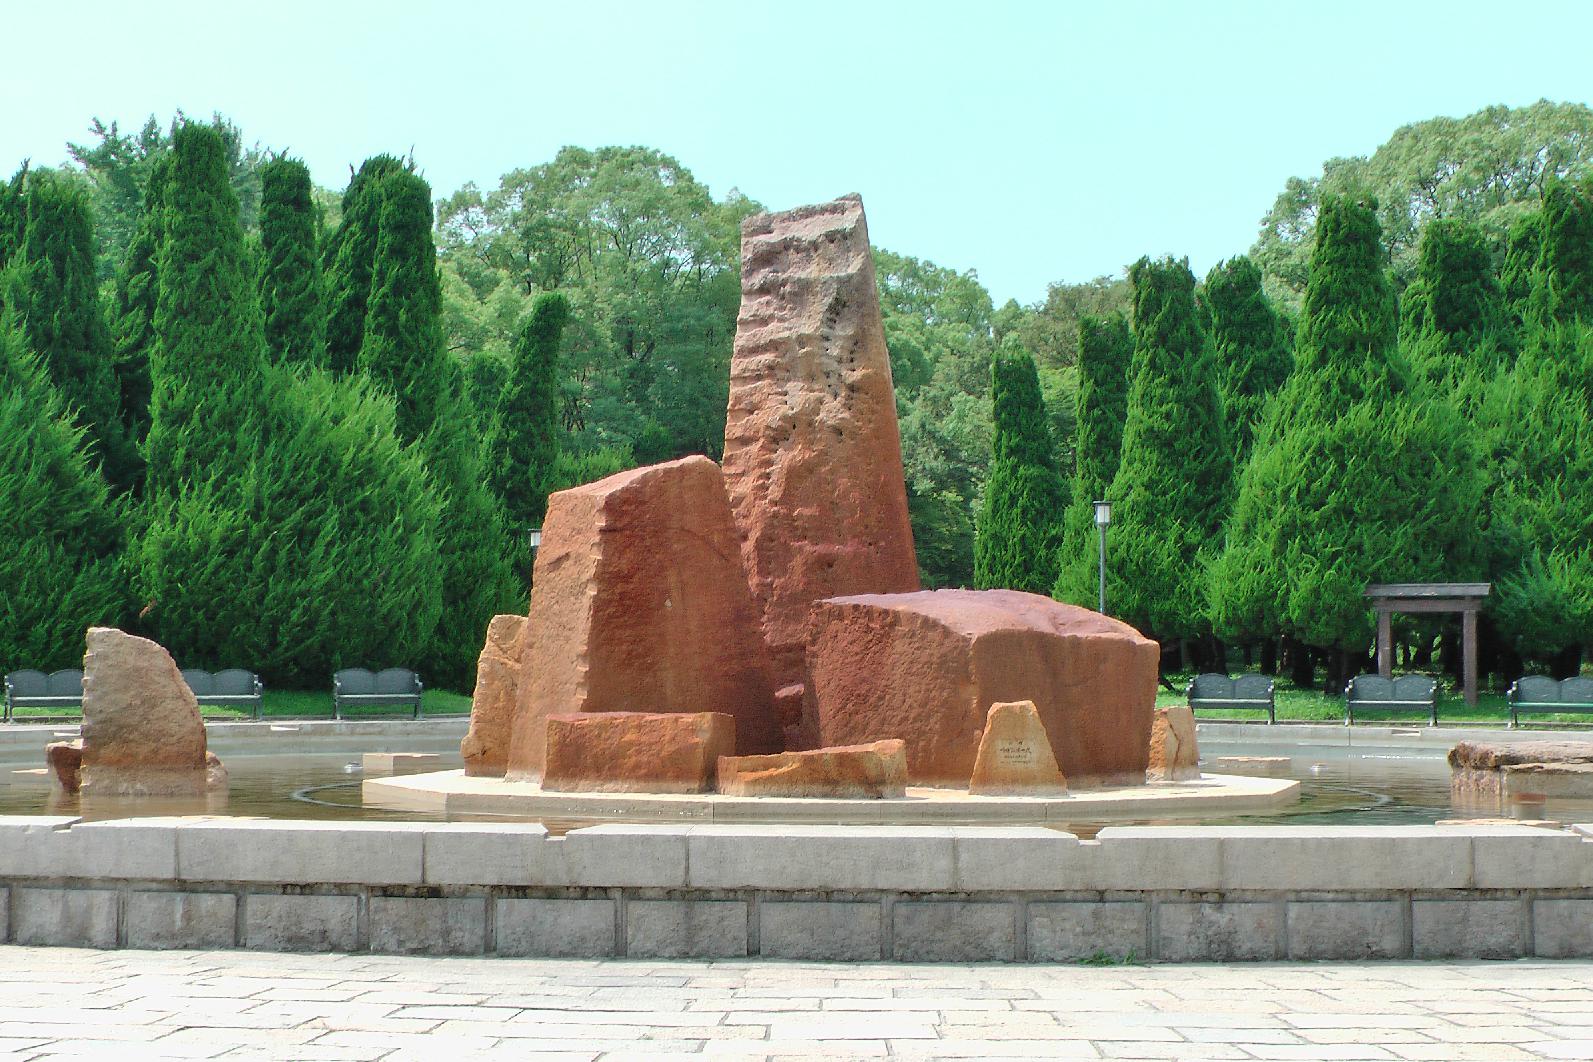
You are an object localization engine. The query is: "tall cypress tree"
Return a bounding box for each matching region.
[1533,179,1593,328]
[359,168,448,441]
[0,320,128,669]
[109,154,169,469]
[1103,257,1232,642]
[1206,256,1291,460]
[0,164,26,276]
[974,340,1067,594]
[1211,196,1479,676]
[1053,312,1130,605]
[324,155,406,373]
[1500,211,1543,336]
[1,170,138,489]
[258,156,325,367]
[1402,218,1508,386]
[490,291,571,533]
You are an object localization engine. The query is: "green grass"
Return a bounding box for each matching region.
[1155,670,1591,728]
[6,687,470,723]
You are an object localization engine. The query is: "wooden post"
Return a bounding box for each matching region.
[1377,608,1393,678]
[1463,607,1479,708]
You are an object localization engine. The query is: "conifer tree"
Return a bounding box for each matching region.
[1533,179,1593,327]
[138,124,443,685]
[1206,256,1291,460]
[1401,219,1508,387]
[359,169,448,441]
[1210,197,1479,676]
[2,170,138,489]
[1500,211,1542,334]
[1053,313,1130,604]
[1102,257,1232,641]
[0,164,25,275]
[974,340,1067,594]
[109,154,169,466]
[258,156,325,367]
[490,291,571,532]
[0,320,128,669]
[323,155,406,373]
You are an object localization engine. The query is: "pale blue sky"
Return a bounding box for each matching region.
[4,1,1590,304]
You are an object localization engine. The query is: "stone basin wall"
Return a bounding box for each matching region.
[2,816,1592,962]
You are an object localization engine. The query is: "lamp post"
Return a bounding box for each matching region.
[528,528,542,552]
[1093,501,1112,614]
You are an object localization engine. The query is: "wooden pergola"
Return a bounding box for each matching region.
[1364,583,1491,707]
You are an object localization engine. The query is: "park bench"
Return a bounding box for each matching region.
[1507,675,1593,728]
[181,669,265,720]
[1185,672,1276,724]
[2,669,84,722]
[1344,673,1439,726]
[333,668,424,719]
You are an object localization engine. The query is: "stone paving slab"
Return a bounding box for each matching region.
[3,947,1593,1059]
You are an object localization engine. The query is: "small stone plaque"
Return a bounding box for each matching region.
[968,701,1067,796]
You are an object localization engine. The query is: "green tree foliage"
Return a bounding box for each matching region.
[1533,178,1593,327]
[1401,218,1509,388]
[1212,197,1480,659]
[108,155,169,465]
[1,170,138,489]
[490,292,571,531]
[258,156,325,367]
[0,321,128,670]
[1102,258,1232,640]
[1501,211,1543,332]
[359,168,449,441]
[67,113,268,283]
[1053,312,1131,605]
[436,147,754,458]
[1252,101,1593,309]
[877,251,1001,588]
[974,342,1067,594]
[0,165,26,280]
[324,155,407,374]
[1205,256,1291,459]
[138,124,443,685]
[144,124,268,496]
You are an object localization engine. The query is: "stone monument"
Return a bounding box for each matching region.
[1146,705,1200,782]
[460,613,527,777]
[968,701,1068,796]
[722,195,920,721]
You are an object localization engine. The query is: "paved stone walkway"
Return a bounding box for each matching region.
[1,948,1593,1060]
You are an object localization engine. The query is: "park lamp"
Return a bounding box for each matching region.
[528,528,543,551]
[1093,501,1112,528]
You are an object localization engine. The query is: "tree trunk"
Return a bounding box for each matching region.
[1286,637,1315,689]
[1259,639,1277,676]
[1551,643,1584,681]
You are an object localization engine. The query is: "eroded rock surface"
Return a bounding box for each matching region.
[1147,705,1200,782]
[722,195,919,699]
[968,701,1068,796]
[79,627,226,796]
[718,739,908,799]
[45,740,83,794]
[806,590,1157,788]
[505,456,777,779]
[461,613,528,777]
[541,712,735,794]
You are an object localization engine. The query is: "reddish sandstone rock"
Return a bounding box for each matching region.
[541,712,735,794]
[79,627,226,797]
[505,457,778,779]
[718,739,908,799]
[806,590,1157,788]
[1147,705,1200,782]
[461,614,528,777]
[968,701,1068,797]
[722,195,920,699]
[45,740,83,794]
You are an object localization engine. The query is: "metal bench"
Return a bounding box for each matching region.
[1186,673,1276,724]
[3,669,85,722]
[181,669,265,720]
[1508,676,1593,728]
[333,667,424,719]
[1345,673,1439,726]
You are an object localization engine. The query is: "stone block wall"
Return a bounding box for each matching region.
[2,816,1592,962]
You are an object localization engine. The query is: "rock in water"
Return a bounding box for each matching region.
[45,740,83,793]
[722,195,920,698]
[79,627,226,796]
[1146,705,1200,782]
[505,457,778,779]
[968,701,1068,796]
[461,613,528,777]
[806,589,1157,788]
[541,712,736,794]
[718,740,909,799]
